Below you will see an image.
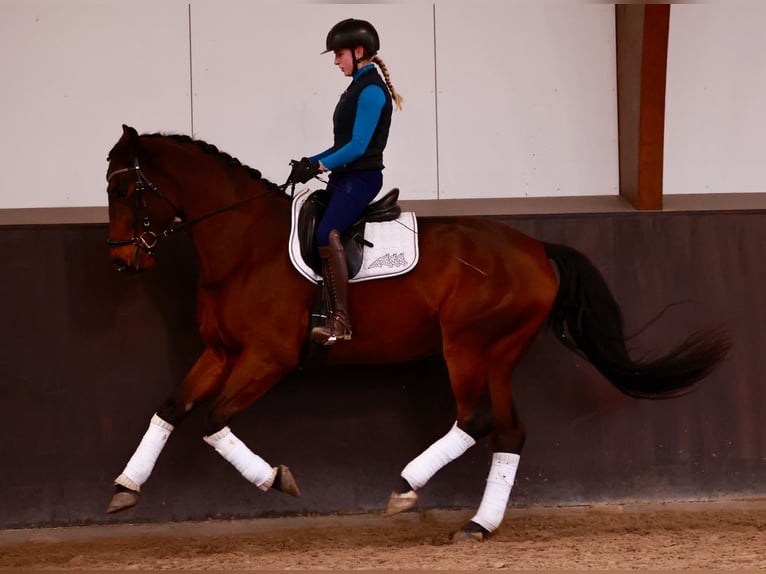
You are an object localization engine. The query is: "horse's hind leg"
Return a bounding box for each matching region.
[452,402,524,543]
[452,336,533,542]
[107,346,231,513]
[385,349,494,515]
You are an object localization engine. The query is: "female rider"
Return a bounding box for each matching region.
[288,18,404,346]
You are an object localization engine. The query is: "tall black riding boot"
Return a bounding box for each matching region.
[311,229,352,345]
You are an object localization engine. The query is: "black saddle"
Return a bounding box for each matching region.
[298,188,401,278]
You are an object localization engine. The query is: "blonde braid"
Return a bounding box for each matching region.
[372,55,404,111]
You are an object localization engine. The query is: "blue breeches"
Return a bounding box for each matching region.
[316,170,383,247]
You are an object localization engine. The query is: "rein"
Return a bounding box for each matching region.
[107,158,288,255]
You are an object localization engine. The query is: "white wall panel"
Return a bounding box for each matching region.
[0,0,190,208]
[7,2,763,209]
[190,1,437,199]
[665,3,766,195]
[435,1,618,198]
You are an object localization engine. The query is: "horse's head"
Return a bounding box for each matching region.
[106,125,181,272]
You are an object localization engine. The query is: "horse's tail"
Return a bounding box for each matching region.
[543,242,730,399]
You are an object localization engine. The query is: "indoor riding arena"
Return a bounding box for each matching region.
[1,1,764,571]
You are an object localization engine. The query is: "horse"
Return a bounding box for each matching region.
[104,125,730,542]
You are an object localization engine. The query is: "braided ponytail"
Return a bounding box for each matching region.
[372,55,404,111]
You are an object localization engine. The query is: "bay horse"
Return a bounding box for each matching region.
[104,125,729,542]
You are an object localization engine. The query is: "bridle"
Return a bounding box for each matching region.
[106,158,183,255]
[106,157,290,256]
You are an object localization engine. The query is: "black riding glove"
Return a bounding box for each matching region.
[287,157,321,185]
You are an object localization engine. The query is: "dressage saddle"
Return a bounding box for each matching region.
[297,188,401,278]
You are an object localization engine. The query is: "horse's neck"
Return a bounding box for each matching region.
[178,173,289,285]
[143,138,290,284]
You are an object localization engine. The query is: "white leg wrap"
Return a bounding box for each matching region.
[115,414,174,492]
[203,427,277,491]
[470,452,520,533]
[401,421,476,490]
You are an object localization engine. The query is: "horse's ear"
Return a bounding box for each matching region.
[119,124,140,158]
[122,124,139,140]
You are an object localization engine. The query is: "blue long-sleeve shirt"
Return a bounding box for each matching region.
[309,64,386,171]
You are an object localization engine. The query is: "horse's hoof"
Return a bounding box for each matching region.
[451,521,489,543]
[384,490,418,516]
[273,465,300,498]
[106,490,140,513]
[451,530,485,543]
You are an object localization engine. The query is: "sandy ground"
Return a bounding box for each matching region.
[1,500,765,570]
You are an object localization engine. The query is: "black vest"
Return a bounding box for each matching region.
[331,67,392,173]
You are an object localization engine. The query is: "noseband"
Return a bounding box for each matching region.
[106,158,183,255]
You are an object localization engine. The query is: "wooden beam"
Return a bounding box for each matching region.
[616,4,670,210]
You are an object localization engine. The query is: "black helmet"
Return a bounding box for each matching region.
[322,18,380,56]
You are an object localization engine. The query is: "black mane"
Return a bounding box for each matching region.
[146,133,285,193]
[109,130,286,196]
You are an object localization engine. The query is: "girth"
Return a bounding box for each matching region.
[297,188,401,278]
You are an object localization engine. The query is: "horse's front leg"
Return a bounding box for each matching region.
[106,346,231,513]
[200,348,300,498]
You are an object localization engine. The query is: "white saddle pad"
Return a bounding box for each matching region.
[288,187,419,284]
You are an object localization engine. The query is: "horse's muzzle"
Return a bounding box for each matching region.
[110,245,153,273]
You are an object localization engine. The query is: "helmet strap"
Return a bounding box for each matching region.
[352,48,359,75]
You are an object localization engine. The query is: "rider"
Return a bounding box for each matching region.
[287,18,404,346]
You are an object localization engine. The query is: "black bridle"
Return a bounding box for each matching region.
[106,157,292,256]
[106,158,183,255]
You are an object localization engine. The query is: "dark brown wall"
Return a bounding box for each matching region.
[1,211,764,529]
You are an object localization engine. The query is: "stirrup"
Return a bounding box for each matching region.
[310,329,352,346]
[310,317,352,346]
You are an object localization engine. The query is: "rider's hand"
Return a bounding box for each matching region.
[287,157,321,185]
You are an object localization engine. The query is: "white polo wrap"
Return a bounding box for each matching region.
[115,413,174,491]
[400,421,476,490]
[470,451,520,532]
[204,426,276,490]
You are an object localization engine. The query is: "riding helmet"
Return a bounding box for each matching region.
[322,18,380,55]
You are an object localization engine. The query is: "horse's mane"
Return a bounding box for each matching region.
[110,131,287,197]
